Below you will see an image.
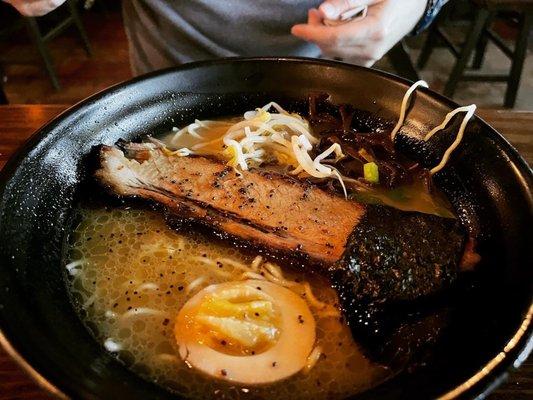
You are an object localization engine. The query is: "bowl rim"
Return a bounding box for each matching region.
[0,56,531,400]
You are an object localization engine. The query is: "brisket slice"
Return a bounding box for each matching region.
[96,144,364,264]
[95,143,466,304]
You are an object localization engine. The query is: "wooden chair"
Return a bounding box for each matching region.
[0,64,7,104]
[0,0,92,92]
[418,0,533,107]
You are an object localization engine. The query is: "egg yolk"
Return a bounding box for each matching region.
[188,285,281,356]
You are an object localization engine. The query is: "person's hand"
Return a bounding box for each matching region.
[291,0,428,67]
[3,0,65,16]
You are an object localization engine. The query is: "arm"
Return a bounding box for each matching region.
[412,0,449,35]
[3,0,65,16]
[292,0,444,67]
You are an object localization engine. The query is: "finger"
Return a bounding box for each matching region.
[308,8,322,25]
[291,22,332,44]
[292,15,377,47]
[292,8,322,39]
[319,0,380,20]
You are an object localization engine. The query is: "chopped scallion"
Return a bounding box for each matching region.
[363,162,379,184]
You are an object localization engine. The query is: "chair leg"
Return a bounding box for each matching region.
[471,13,494,69]
[417,22,440,69]
[0,65,7,105]
[443,8,491,98]
[504,12,532,108]
[67,0,92,56]
[417,4,452,70]
[388,41,420,81]
[24,17,61,90]
[0,87,6,104]
[471,34,489,69]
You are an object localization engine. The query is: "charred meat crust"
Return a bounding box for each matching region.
[331,205,466,306]
[330,206,464,367]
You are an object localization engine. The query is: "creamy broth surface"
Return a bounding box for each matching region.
[67,207,390,399]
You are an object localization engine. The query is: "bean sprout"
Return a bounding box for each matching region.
[391,80,429,141]
[424,105,477,175]
[161,102,348,196]
[390,80,476,174]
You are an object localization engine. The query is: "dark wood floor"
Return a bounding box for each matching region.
[0,5,131,104]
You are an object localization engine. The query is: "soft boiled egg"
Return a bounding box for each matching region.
[174,280,316,384]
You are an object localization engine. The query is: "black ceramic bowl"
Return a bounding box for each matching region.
[0,58,531,400]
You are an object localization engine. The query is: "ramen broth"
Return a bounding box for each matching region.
[67,208,390,399]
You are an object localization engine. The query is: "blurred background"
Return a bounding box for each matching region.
[0,0,532,108]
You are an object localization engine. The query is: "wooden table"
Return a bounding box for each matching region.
[0,105,531,399]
